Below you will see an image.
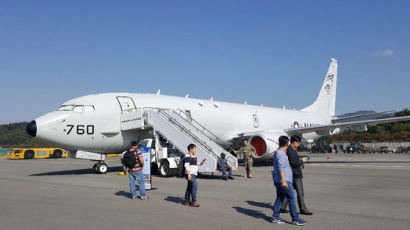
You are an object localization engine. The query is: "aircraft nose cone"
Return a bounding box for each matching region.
[26,120,37,137]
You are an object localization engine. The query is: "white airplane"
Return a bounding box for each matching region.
[26,58,410,174]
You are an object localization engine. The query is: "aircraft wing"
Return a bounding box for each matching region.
[285,115,410,135]
[331,110,396,123]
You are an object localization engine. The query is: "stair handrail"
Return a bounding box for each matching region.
[154,109,220,160]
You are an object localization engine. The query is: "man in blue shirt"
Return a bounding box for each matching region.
[217,152,234,180]
[272,136,306,226]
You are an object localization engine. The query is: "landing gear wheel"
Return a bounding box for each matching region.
[96,162,108,174]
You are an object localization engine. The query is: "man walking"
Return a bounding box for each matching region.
[183,144,206,207]
[127,141,146,200]
[280,135,313,215]
[217,152,234,180]
[237,140,256,178]
[272,136,306,226]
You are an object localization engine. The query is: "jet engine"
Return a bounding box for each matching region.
[248,132,284,158]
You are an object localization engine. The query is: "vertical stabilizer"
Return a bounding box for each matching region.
[302,58,338,116]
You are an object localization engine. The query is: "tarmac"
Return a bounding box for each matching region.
[1,153,410,230]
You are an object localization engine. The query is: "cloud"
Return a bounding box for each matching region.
[382,49,394,56]
[374,49,396,58]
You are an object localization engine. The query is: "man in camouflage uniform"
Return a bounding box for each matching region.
[237,140,256,178]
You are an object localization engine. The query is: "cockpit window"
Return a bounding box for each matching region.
[57,105,75,111]
[84,105,95,113]
[73,105,84,113]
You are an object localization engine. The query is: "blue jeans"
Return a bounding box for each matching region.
[273,182,299,220]
[184,174,198,203]
[129,171,146,198]
[219,165,232,178]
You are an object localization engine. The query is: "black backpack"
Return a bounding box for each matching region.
[122,150,137,168]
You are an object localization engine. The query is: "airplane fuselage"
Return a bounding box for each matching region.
[34,93,331,156]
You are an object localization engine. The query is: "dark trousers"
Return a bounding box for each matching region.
[281,177,308,212]
[218,165,232,178]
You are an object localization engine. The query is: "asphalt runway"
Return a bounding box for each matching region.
[1,155,410,230]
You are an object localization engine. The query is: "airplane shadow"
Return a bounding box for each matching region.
[164,196,185,204]
[197,173,244,180]
[232,206,271,222]
[30,166,123,176]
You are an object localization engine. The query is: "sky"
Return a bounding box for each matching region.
[0,0,409,124]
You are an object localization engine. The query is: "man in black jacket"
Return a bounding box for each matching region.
[280,135,313,215]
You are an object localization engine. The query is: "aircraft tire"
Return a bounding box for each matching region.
[93,163,98,173]
[96,163,108,174]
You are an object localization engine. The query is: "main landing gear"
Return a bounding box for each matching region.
[93,161,108,174]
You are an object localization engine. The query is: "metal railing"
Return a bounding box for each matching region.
[155,109,220,160]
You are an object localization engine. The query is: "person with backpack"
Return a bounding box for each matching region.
[183,144,206,207]
[122,141,146,200]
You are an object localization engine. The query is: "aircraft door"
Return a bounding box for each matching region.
[117,96,137,113]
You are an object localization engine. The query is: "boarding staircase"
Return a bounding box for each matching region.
[120,108,238,172]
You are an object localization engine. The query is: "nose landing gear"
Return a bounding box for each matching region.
[93,161,108,174]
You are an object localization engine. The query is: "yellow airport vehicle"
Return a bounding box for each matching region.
[10,148,68,159]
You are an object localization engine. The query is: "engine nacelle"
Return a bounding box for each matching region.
[248,132,284,158]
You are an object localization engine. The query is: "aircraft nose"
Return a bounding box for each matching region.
[26,120,37,137]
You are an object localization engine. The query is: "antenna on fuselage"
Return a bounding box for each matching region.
[244,101,247,105]
[210,97,214,101]
[261,104,264,107]
[185,94,189,98]
[156,89,161,95]
[283,105,286,110]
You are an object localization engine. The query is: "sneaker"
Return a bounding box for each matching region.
[222,177,227,181]
[228,176,234,180]
[131,196,137,200]
[271,217,285,224]
[292,218,306,226]
[191,201,200,207]
[183,203,190,207]
[139,196,146,200]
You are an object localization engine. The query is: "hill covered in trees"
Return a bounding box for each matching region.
[0,122,53,148]
[328,109,410,142]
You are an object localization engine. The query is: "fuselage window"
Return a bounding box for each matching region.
[84,105,95,113]
[58,105,75,111]
[73,105,84,113]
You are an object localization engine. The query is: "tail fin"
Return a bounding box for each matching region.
[302,58,338,116]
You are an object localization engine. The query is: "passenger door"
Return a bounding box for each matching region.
[117,96,137,113]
